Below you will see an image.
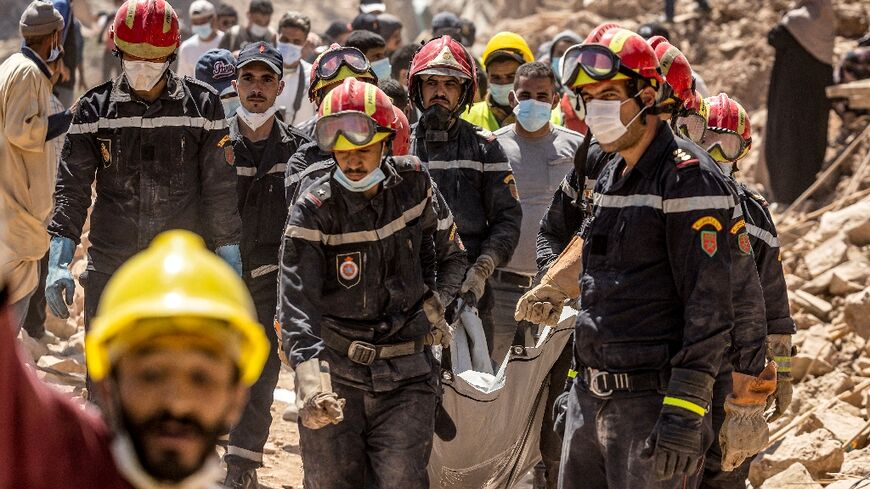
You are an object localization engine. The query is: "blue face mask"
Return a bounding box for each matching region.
[333,166,387,192]
[513,97,552,132]
[488,83,512,107]
[371,58,392,80]
[191,23,213,39]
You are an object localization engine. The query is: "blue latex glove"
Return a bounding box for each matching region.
[45,236,77,319]
[215,244,243,276]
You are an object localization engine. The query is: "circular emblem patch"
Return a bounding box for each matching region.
[339,257,359,281]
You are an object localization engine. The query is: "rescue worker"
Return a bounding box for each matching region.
[278,78,466,487]
[494,61,583,489]
[220,42,310,489]
[0,0,70,331]
[1,230,269,489]
[462,31,538,131]
[45,0,242,336]
[409,35,523,357]
[195,48,241,118]
[551,28,737,488]
[218,0,275,54]
[699,93,795,489]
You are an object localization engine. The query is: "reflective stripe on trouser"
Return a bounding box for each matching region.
[298,375,438,488]
[226,271,281,468]
[558,383,713,489]
[699,363,752,489]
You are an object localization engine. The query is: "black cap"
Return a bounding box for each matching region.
[196,49,237,95]
[432,12,461,31]
[236,41,283,76]
[325,20,351,41]
[248,0,273,15]
[351,12,379,32]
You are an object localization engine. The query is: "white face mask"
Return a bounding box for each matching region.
[236,104,277,130]
[584,96,645,145]
[276,42,302,66]
[249,23,269,37]
[191,23,213,39]
[123,59,169,92]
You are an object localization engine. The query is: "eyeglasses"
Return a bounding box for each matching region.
[560,44,647,88]
[314,111,393,152]
[673,111,707,144]
[316,47,371,80]
[701,128,749,161]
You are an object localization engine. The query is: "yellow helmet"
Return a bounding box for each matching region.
[481,31,534,71]
[86,230,269,385]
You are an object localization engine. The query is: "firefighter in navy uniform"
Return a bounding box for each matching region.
[551,29,737,489]
[278,78,466,487]
[408,35,522,356]
[45,0,242,330]
[219,42,310,488]
[699,93,795,489]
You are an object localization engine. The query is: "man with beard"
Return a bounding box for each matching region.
[409,35,522,359]
[1,230,269,489]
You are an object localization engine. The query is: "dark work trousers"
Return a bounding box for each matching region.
[298,374,439,488]
[699,363,751,489]
[559,383,713,489]
[22,252,49,338]
[226,271,281,469]
[488,273,532,363]
[83,269,113,400]
[538,343,573,489]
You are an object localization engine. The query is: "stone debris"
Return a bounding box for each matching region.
[750,429,844,486]
[758,462,823,489]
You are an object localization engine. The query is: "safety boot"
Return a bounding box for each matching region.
[223,464,258,489]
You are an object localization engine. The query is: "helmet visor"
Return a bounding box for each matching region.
[702,128,747,161]
[674,112,707,144]
[315,111,392,152]
[318,48,371,80]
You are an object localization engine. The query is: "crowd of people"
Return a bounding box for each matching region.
[6,0,858,488]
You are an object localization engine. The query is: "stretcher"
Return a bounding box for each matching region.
[428,308,576,488]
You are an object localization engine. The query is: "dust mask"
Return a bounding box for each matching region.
[513,98,552,133]
[277,42,302,65]
[249,23,269,37]
[236,104,277,130]
[584,96,645,145]
[123,59,169,92]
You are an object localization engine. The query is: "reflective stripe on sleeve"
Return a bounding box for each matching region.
[661,195,734,213]
[68,116,227,134]
[427,160,513,172]
[746,223,780,248]
[560,176,579,200]
[662,396,707,416]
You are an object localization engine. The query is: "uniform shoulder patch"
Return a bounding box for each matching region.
[673,148,699,169]
[300,178,332,208]
[391,155,424,172]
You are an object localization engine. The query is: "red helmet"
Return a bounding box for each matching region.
[111,0,180,59]
[703,93,751,162]
[308,44,377,104]
[648,36,694,110]
[583,22,621,44]
[408,35,477,113]
[391,106,410,156]
[565,28,663,90]
[316,78,396,151]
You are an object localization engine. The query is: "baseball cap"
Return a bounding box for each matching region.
[351,13,379,32]
[236,41,283,76]
[189,0,215,19]
[359,0,385,14]
[196,49,236,96]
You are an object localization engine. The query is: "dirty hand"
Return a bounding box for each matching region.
[459,254,496,304]
[45,236,76,319]
[423,293,453,348]
[720,363,777,471]
[295,359,345,430]
[514,282,570,326]
[766,334,794,422]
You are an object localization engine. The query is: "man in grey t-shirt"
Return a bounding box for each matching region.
[494,61,583,489]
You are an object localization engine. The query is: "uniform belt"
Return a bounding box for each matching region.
[580,367,669,398]
[491,269,534,289]
[321,326,424,366]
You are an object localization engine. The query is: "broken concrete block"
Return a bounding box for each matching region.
[802,261,870,296]
[792,326,836,380]
[845,288,870,340]
[17,330,48,362]
[43,313,77,340]
[61,330,84,356]
[841,446,870,476]
[790,371,854,418]
[827,480,870,489]
[758,462,821,489]
[793,311,824,331]
[749,429,844,486]
[803,234,848,277]
[817,199,870,245]
[785,273,806,291]
[37,355,87,376]
[792,290,833,321]
[808,404,866,443]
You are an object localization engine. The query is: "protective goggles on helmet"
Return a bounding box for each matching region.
[314,111,394,152]
[673,111,707,144]
[317,47,371,80]
[561,44,648,88]
[701,128,750,162]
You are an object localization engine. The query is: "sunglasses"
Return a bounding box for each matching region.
[314,111,393,152]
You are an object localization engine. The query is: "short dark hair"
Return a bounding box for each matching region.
[215,3,238,17]
[379,79,408,111]
[345,30,385,55]
[514,61,555,89]
[248,0,273,15]
[390,43,418,80]
[278,11,310,35]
